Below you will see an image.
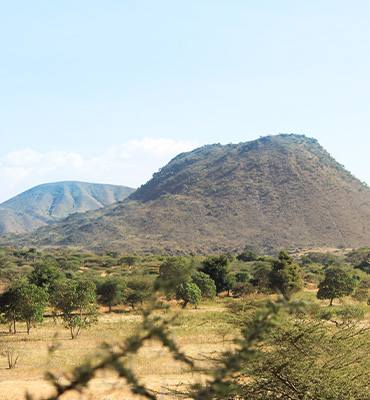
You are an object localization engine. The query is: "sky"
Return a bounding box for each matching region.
[0,1,369,203]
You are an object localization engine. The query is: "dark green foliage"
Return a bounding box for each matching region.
[16,283,48,334]
[29,262,64,294]
[305,252,343,267]
[0,280,48,334]
[299,255,313,266]
[96,276,126,312]
[352,275,370,304]
[175,282,202,308]
[250,261,272,293]
[235,271,249,282]
[191,271,216,299]
[125,277,153,310]
[301,262,324,284]
[236,250,259,262]
[0,283,23,333]
[232,282,255,298]
[269,250,302,297]
[157,256,194,295]
[345,248,370,273]
[119,254,142,268]
[317,267,356,305]
[224,273,236,296]
[201,254,231,294]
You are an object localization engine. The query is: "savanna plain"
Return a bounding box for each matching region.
[0,245,369,400]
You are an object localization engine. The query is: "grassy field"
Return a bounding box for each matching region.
[0,292,368,400]
[0,297,237,399]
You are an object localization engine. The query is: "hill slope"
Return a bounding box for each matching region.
[3,135,370,253]
[0,207,47,234]
[0,181,135,233]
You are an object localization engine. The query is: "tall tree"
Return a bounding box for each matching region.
[0,284,22,334]
[97,276,126,313]
[175,282,202,308]
[157,256,194,295]
[18,283,48,334]
[51,280,98,339]
[201,254,231,295]
[191,271,216,300]
[29,262,64,294]
[269,250,302,298]
[317,267,356,306]
[125,277,153,310]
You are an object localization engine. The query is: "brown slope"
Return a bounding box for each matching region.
[3,134,370,254]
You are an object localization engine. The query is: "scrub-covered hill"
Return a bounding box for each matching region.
[3,135,370,253]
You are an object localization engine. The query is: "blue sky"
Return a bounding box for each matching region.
[0,1,369,202]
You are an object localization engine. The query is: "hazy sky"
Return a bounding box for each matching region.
[1,1,369,203]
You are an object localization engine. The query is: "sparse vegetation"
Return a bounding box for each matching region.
[2,135,370,253]
[0,244,368,399]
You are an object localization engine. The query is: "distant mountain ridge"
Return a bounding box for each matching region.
[2,135,370,253]
[0,181,135,233]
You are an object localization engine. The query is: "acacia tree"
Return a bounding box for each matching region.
[97,276,126,313]
[0,282,48,334]
[317,267,356,306]
[119,254,142,269]
[52,280,98,339]
[18,283,48,334]
[191,271,216,300]
[251,262,272,293]
[29,262,64,294]
[175,282,202,308]
[201,254,231,295]
[125,277,153,310]
[0,285,22,334]
[269,250,302,298]
[158,256,194,283]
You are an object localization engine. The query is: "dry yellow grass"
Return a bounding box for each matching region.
[1,294,367,399]
[0,302,236,400]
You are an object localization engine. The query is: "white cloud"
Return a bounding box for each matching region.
[5,149,43,166]
[0,138,200,203]
[3,167,32,183]
[120,138,198,156]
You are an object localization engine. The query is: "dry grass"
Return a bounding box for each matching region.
[0,301,237,400]
[1,294,368,399]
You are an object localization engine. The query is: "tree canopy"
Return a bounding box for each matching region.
[269,250,302,297]
[317,267,356,305]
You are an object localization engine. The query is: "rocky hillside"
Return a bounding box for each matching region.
[2,135,370,253]
[0,181,135,233]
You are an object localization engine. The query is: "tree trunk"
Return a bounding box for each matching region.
[13,319,16,334]
[329,296,334,306]
[27,322,30,334]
